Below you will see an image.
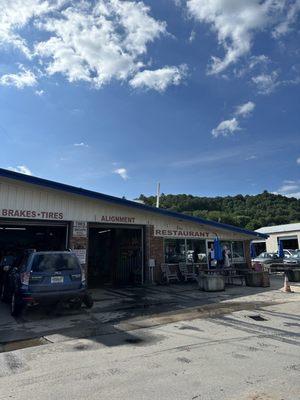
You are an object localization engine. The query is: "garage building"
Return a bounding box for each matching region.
[0,168,266,287]
[253,223,300,254]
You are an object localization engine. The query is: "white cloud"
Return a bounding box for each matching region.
[0,67,37,88]
[297,157,300,165]
[187,0,300,74]
[173,0,184,6]
[0,0,64,58]
[189,30,196,42]
[212,100,255,138]
[235,101,255,117]
[245,155,257,161]
[73,142,88,147]
[252,71,279,94]
[0,1,186,91]
[278,184,299,192]
[8,165,32,175]
[34,0,167,87]
[212,118,240,138]
[114,168,129,180]
[248,55,270,70]
[273,0,300,38]
[129,65,187,92]
[274,179,300,198]
[35,89,44,96]
[187,0,277,74]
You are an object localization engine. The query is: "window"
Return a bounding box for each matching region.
[232,241,245,263]
[186,239,207,264]
[164,239,186,264]
[219,241,245,264]
[32,253,80,272]
[164,239,206,264]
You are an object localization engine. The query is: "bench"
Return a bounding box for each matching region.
[178,262,197,282]
[160,263,180,284]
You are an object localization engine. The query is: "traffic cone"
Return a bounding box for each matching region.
[282,274,292,293]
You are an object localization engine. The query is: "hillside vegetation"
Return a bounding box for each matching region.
[138,191,300,231]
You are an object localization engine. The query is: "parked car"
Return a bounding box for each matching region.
[232,252,245,264]
[1,250,92,316]
[251,252,283,265]
[283,249,297,258]
[283,252,300,266]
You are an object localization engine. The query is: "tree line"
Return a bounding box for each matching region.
[138,191,300,230]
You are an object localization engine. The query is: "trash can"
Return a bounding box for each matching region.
[287,269,300,282]
[245,271,270,287]
[197,273,205,290]
[202,275,225,292]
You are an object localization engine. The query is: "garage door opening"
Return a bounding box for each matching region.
[0,223,68,262]
[279,237,299,250]
[88,226,143,287]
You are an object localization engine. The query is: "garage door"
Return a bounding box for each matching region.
[0,220,69,258]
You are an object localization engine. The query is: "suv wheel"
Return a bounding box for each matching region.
[83,293,94,309]
[11,292,23,317]
[69,298,82,310]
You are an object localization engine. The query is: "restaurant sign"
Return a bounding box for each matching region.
[154,227,211,239]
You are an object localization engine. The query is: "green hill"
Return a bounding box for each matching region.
[138,191,300,231]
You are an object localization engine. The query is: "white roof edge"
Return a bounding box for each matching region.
[256,222,300,234]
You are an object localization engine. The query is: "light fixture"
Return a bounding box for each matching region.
[4,227,27,231]
[98,230,111,234]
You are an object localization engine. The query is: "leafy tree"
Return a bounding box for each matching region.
[137,192,300,230]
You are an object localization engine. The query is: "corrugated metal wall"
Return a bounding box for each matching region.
[0,177,249,241]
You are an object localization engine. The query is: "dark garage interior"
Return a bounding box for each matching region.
[0,223,68,261]
[88,226,143,287]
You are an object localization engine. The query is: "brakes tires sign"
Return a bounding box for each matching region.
[1,209,64,220]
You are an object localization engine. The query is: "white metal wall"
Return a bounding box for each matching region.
[0,177,254,241]
[265,232,300,252]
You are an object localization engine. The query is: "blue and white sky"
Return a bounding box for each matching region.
[1,0,300,199]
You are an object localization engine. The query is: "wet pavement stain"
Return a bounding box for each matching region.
[231,353,250,359]
[124,337,144,345]
[1,352,29,376]
[73,344,92,351]
[248,315,268,322]
[178,325,203,332]
[177,357,192,364]
[1,337,48,353]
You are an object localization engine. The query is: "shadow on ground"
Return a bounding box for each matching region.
[0,274,298,350]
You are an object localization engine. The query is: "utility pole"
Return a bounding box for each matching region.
[156,182,160,208]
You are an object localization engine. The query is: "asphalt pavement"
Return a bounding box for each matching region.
[0,299,299,400]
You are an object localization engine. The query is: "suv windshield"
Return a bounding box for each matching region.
[32,253,80,273]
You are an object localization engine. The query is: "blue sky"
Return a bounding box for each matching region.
[0,0,300,199]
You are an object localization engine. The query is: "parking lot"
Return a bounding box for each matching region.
[1,275,299,352]
[1,276,300,400]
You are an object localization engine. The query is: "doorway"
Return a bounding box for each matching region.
[88,225,143,287]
